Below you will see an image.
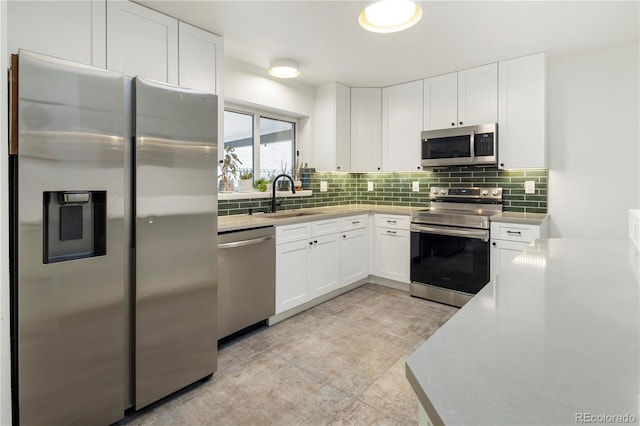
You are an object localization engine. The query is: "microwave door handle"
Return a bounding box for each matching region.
[470,132,475,158]
[410,224,489,242]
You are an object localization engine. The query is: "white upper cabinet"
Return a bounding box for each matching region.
[423,63,498,131]
[7,0,106,67]
[382,80,424,172]
[107,1,178,84]
[351,88,382,172]
[178,22,222,95]
[498,53,547,169]
[457,63,498,127]
[314,82,351,171]
[423,72,458,131]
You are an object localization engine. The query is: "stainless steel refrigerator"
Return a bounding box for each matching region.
[9,50,218,425]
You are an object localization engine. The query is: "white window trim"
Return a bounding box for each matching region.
[224,104,299,180]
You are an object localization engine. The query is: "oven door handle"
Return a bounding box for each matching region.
[410,224,489,242]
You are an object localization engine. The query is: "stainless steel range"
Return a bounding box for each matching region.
[410,187,503,307]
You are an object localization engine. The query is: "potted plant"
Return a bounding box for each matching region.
[277,161,290,191]
[253,177,268,192]
[218,146,241,193]
[293,159,305,191]
[238,169,253,193]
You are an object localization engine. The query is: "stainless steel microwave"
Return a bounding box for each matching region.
[421,123,497,168]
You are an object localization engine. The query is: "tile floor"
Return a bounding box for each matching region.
[125,284,458,425]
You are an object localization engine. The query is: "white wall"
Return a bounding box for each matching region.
[0,1,11,423]
[223,57,316,166]
[548,43,640,238]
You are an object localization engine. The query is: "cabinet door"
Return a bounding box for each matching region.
[178,22,221,94]
[490,239,532,283]
[309,234,341,297]
[382,80,424,171]
[457,63,498,127]
[314,82,351,171]
[107,1,178,84]
[275,240,310,314]
[374,228,410,283]
[7,0,105,67]
[498,53,546,169]
[341,229,369,286]
[423,72,457,131]
[350,88,382,172]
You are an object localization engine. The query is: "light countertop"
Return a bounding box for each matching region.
[490,211,548,225]
[406,238,640,426]
[218,204,421,232]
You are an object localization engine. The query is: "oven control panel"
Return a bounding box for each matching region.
[430,187,502,201]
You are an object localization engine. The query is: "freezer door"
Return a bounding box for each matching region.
[134,77,218,409]
[13,50,126,425]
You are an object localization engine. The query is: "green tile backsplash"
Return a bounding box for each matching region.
[218,167,548,216]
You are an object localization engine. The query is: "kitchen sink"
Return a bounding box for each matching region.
[262,211,322,219]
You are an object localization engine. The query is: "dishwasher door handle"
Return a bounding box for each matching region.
[219,235,274,250]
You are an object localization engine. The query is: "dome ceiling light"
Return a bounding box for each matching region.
[359,0,423,33]
[268,59,300,79]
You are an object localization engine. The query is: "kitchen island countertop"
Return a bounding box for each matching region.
[406,238,640,426]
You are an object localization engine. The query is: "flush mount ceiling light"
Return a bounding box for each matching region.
[268,59,300,79]
[359,0,423,33]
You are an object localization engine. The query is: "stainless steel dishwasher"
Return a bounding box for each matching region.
[218,226,275,340]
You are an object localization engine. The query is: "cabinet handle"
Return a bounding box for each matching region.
[506,231,522,235]
[451,122,455,126]
[352,221,360,225]
[500,163,505,167]
[343,235,346,238]
[386,220,396,224]
[459,121,463,125]
[309,241,313,246]
[387,230,397,234]
[314,240,318,244]
[377,167,381,170]
[417,166,421,170]
[492,242,497,246]
[337,166,341,170]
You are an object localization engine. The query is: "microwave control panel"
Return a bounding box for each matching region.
[474,132,494,156]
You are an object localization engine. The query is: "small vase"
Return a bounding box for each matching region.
[294,180,302,191]
[219,180,234,193]
[238,179,253,193]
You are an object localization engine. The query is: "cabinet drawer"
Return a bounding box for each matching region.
[490,223,540,242]
[341,214,368,231]
[375,214,409,230]
[276,222,312,244]
[312,218,340,237]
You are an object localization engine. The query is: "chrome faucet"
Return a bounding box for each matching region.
[271,174,296,213]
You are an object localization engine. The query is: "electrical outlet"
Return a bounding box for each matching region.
[412,181,419,192]
[320,181,328,192]
[524,180,535,194]
[367,181,374,191]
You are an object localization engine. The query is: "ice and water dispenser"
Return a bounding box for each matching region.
[43,191,107,263]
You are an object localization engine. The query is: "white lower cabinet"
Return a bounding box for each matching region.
[276,239,311,313]
[275,219,341,314]
[490,219,548,282]
[341,228,369,286]
[309,234,341,296]
[374,214,410,283]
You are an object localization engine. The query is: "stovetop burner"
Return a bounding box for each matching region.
[410,187,503,230]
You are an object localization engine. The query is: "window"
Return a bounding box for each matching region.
[223,108,296,185]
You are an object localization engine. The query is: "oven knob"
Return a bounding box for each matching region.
[492,190,500,196]
[432,188,439,195]
[482,190,489,196]
[440,189,447,195]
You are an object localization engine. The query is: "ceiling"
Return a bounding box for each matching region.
[138,1,639,87]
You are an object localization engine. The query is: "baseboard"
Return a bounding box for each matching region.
[268,278,368,326]
[368,275,410,292]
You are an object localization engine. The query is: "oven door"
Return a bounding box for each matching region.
[410,223,490,295]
